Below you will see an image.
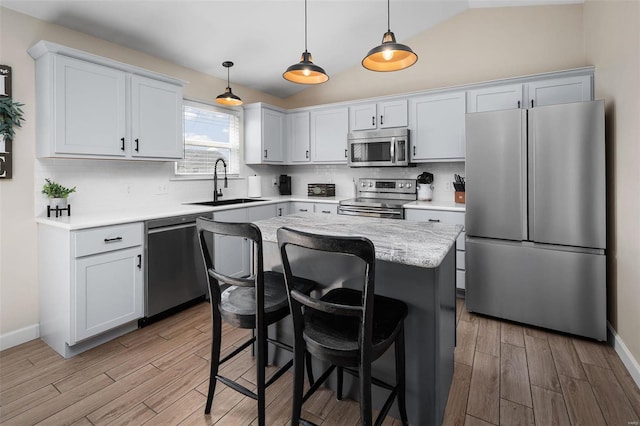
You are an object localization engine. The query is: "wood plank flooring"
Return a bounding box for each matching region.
[1,299,639,425]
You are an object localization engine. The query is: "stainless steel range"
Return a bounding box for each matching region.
[338,178,417,219]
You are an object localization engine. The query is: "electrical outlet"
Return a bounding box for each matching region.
[273,177,278,186]
[156,184,168,195]
[123,183,133,195]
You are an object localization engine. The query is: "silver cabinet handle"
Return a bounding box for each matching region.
[299,208,308,212]
[306,150,309,159]
[380,115,384,126]
[428,219,440,223]
[104,236,123,243]
[321,210,331,214]
[390,137,396,163]
[264,149,268,158]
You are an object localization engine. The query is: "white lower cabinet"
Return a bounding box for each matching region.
[290,202,315,213]
[404,209,466,290]
[313,203,337,215]
[290,201,336,214]
[73,246,143,342]
[38,222,144,358]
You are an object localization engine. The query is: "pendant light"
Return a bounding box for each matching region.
[362,0,418,72]
[283,0,329,84]
[216,61,242,106]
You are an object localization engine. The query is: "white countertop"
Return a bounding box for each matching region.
[36,195,465,230]
[254,212,462,268]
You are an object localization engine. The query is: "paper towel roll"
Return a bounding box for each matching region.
[247,175,262,198]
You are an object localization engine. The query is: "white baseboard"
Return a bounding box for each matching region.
[608,322,640,389]
[0,324,40,351]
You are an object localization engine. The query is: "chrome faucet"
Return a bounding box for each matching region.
[213,158,228,202]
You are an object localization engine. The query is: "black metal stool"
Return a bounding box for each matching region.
[196,218,316,426]
[277,227,409,426]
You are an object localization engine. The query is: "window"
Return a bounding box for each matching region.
[175,100,241,176]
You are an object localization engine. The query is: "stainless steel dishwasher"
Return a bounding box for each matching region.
[140,213,211,326]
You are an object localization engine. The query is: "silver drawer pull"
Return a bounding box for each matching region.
[104,236,123,243]
[428,219,440,223]
[321,210,331,214]
[299,209,308,212]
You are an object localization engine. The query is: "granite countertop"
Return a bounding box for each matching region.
[253,212,462,269]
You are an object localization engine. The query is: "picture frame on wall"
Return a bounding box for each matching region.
[1,64,14,179]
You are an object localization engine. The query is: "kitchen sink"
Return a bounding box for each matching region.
[187,198,265,207]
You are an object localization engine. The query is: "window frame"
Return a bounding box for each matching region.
[174,98,243,179]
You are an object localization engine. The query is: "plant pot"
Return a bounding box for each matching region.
[49,197,68,209]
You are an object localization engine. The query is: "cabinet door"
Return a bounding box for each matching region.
[130,75,183,159]
[311,108,349,163]
[526,75,592,107]
[349,103,377,131]
[263,108,284,162]
[410,92,466,161]
[378,100,408,128]
[289,111,310,163]
[54,56,127,156]
[248,204,277,221]
[73,246,143,343]
[276,202,290,217]
[466,84,523,113]
[213,208,250,278]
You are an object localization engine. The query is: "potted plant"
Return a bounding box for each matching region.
[0,97,25,152]
[42,178,76,209]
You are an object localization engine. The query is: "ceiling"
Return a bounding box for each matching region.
[3,0,581,99]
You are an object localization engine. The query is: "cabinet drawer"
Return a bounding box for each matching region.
[457,231,466,251]
[456,270,465,290]
[314,203,337,215]
[74,223,143,257]
[456,250,465,270]
[405,209,464,226]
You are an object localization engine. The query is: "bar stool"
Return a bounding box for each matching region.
[196,218,316,426]
[277,227,409,426]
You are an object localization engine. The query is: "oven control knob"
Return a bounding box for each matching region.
[361,182,366,187]
[399,183,404,188]
[406,183,412,188]
[369,182,373,187]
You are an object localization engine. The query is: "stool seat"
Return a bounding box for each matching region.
[221,271,316,328]
[304,288,408,365]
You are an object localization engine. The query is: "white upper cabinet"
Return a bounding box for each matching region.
[288,111,310,163]
[349,99,408,131]
[29,41,185,160]
[310,107,349,163]
[130,75,184,159]
[467,74,592,113]
[245,103,285,164]
[527,75,592,107]
[409,91,466,162]
[466,83,523,113]
[53,56,128,157]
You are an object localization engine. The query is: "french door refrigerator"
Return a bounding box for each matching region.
[465,100,606,341]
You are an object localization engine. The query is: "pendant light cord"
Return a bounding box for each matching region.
[387,0,391,32]
[304,0,308,52]
[226,66,230,88]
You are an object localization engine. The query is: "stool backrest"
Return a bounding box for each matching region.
[196,217,264,314]
[277,227,376,355]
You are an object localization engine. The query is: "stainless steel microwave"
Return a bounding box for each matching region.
[347,128,411,167]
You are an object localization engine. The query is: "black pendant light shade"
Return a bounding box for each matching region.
[362,0,418,72]
[216,61,242,106]
[283,0,329,84]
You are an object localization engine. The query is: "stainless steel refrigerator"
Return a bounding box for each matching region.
[465,100,606,341]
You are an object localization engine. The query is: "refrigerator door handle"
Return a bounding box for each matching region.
[522,109,529,241]
[526,108,534,241]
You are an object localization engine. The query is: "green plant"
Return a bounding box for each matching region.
[42,178,76,198]
[0,97,25,139]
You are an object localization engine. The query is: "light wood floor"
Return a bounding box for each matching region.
[1,299,639,425]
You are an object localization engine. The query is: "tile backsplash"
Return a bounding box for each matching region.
[35,158,464,215]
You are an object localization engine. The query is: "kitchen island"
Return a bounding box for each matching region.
[253,213,462,426]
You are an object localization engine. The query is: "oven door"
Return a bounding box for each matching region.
[348,137,410,167]
[338,204,405,219]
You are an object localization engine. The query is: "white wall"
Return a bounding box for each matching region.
[584,0,640,382]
